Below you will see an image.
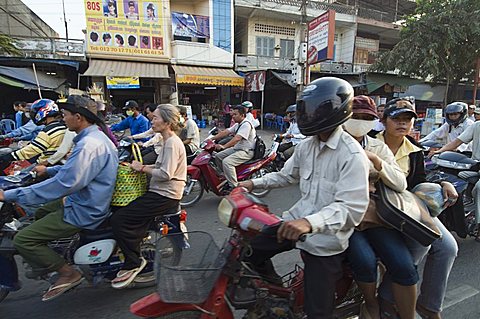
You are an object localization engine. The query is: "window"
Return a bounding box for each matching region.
[280,39,294,58]
[254,24,295,36]
[213,0,231,52]
[256,36,275,57]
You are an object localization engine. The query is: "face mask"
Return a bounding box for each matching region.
[126,110,134,117]
[343,119,376,137]
[179,116,185,124]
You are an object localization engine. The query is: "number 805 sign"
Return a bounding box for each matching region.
[86,1,101,11]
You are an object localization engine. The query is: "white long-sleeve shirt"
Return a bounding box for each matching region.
[132,128,163,154]
[283,120,305,145]
[420,119,473,152]
[252,126,370,256]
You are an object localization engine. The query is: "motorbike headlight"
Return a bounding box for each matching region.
[218,198,235,227]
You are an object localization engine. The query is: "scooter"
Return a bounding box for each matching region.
[180,128,279,207]
[130,187,363,318]
[0,166,189,303]
[427,150,478,238]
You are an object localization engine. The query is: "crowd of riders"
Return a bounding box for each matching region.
[2,80,477,319]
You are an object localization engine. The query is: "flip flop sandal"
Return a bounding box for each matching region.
[41,277,84,302]
[111,257,147,289]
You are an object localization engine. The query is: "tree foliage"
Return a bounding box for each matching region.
[0,33,20,56]
[372,0,480,101]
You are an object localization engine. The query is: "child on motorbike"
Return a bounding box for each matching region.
[379,98,458,319]
[239,77,370,319]
[110,104,186,289]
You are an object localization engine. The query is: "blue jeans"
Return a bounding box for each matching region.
[347,227,419,286]
[379,218,457,313]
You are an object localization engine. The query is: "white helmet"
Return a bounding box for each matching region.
[241,101,253,109]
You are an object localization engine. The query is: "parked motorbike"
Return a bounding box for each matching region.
[180,127,278,207]
[131,187,362,318]
[0,166,189,303]
[427,150,478,237]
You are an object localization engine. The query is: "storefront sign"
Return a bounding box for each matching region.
[245,71,266,92]
[106,76,140,89]
[307,10,336,65]
[84,0,168,58]
[172,12,209,39]
[176,74,244,87]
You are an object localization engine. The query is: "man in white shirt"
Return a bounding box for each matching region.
[211,105,256,188]
[420,102,473,152]
[468,104,476,122]
[277,104,305,160]
[241,101,260,128]
[239,77,370,319]
[179,107,200,156]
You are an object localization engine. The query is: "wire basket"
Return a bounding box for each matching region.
[156,231,226,304]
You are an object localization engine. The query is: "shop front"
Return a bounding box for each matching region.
[172,65,244,123]
[82,59,172,112]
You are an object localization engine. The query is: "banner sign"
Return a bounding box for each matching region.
[106,76,140,89]
[85,0,168,58]
[307,10,335,65]
[171,12,209,39]
[245,71,266,92]
[176,74,244,87]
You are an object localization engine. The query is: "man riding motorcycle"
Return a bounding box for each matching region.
[420,102,473,153]
[0,95,118,301]
[242,101,260,128]
[277,104,305,161]
[239,77,370,319]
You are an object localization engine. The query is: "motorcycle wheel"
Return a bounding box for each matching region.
[180,175,204,207]
[148,310,202,319]
[0,288,9,303]
[249,168,271,198]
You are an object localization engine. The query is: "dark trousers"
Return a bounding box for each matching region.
[140,146,157,165]
[110,191,179,270]
[247,234,345,319]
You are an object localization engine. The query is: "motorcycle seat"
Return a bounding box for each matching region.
[80,219,114,243]
[458,171,480,184]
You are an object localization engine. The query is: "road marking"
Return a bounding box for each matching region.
[443,285,479,309]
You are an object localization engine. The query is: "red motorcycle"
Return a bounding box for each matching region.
[180,136,279,207]
[130,188,363,319]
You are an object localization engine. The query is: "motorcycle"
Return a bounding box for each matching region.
[180,128,279,207]
[427,150,478,238]
[0,166,189,303]
[130,187,363,319]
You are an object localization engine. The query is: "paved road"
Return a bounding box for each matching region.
[2,128,480,318]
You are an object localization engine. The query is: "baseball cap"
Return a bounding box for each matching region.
[123,100,138,110]
[469,104,476,109]
[474,107,480,115]
[352,95,378,119]
[57,95,101,123]
[384,98,418,119]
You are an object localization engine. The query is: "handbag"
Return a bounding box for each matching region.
[110,143,147,207]
[374,180,441,246]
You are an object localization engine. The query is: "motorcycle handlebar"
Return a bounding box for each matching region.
[261,222,307,242]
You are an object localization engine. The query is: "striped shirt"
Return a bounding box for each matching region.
[11,120,66,163]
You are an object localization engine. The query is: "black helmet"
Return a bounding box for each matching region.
[286,104,296,113]
[445,102,467,126]
[296,77,353,136]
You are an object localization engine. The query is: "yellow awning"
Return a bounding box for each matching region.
[83,59,169,78]
[173,65,244,87]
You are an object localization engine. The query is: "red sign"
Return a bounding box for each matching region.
[245,71,266,92]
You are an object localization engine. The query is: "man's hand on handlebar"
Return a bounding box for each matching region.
[215,144,225,151]
[34,165,48,176]
[277,218,312,243]
[238,180,253,192]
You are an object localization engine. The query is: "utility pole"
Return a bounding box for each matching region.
[62,0,70,55]
[296,0,308,98]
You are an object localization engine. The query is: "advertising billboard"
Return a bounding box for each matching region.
[106,76,140,89]
[307,10,335,65]
[85,0,169,59]
[171,12,209,40]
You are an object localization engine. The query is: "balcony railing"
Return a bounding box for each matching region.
[235,53,297,71]
[11,36,85,60]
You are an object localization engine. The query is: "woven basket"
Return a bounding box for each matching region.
[111,143,147,207]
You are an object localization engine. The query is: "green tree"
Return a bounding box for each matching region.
[0,33,20,56]
[372,0,480,102]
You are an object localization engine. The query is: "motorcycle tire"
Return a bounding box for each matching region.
[0,288,9,303]
[147,310,202,319]
[180,175,204,207]
[249,168,271,198]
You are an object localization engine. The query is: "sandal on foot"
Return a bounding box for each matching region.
[111,257,147,289]
[416,304,441,319]
[41,277,84,302]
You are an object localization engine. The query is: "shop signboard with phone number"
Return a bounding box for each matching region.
[84,0,169,59]
[307,10,335,65]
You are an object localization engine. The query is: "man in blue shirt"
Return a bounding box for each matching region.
[110,100,150,141]
[1,95,118,302]
[0,118,43,141]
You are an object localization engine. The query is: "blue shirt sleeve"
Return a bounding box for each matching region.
[111,117,131,131]
[15,112,22,129]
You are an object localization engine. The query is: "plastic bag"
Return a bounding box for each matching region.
[412,182,445,217]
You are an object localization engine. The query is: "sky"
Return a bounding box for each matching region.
[21,0,87,40]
